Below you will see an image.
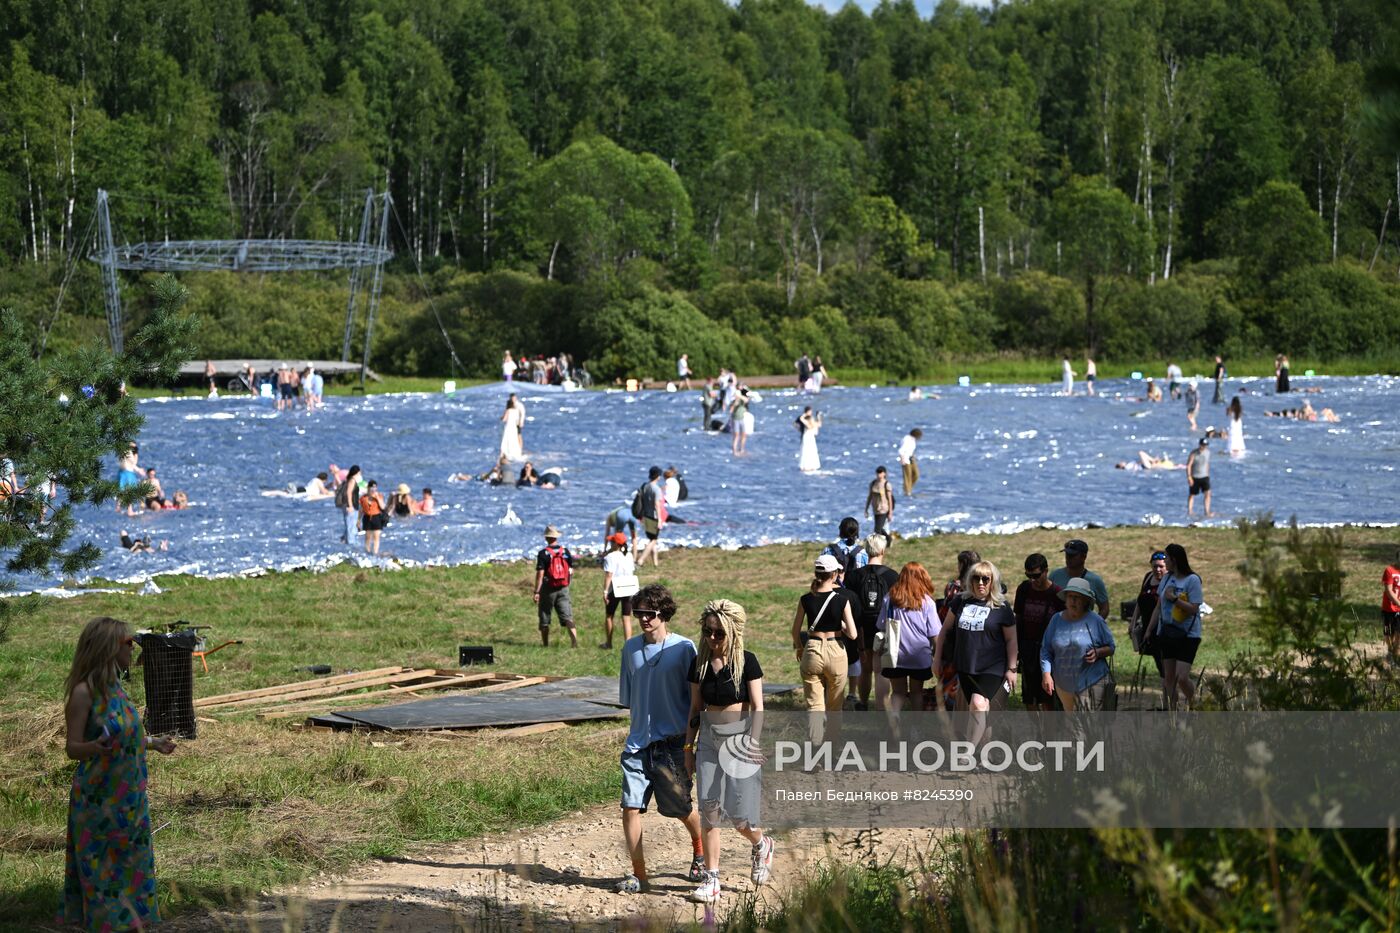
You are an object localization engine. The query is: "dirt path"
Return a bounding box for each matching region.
[168,803,937,931]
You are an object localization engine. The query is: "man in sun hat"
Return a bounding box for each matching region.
[1049,539,1109,617]
[533,524,578,647]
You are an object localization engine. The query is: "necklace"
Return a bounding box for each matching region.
[642,637,667,666]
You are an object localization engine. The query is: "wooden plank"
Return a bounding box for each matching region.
[195,666,405,707]
[466,676,549,694]
[256,672,499,719]
[203,669,443,710]
[210,669,444,710]
[494,721,567,738]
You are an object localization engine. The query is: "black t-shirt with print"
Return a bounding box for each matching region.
[800,589,854,633]
[688,650,764,706]
[945,595,1016,677]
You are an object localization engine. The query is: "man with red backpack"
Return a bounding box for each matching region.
[534,525,578,647]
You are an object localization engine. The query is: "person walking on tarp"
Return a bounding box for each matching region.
[634,467,668,568]
[534,525,578,648]
[864,465,895,535]
[1185,438,1214,518]
[615,584,704,894]
[898,428,922,497]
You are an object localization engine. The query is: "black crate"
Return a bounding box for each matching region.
[459,645,495,666]
[137,630,199,739]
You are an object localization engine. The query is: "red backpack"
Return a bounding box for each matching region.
[544,545,572,587]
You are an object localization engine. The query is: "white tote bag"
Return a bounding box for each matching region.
[878,607,903,670]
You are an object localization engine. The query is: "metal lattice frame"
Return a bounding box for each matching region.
[93,189,393,374]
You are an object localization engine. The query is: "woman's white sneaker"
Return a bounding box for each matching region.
[751,835,775,885]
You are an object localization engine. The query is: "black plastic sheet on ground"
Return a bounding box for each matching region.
[319,695,627,731]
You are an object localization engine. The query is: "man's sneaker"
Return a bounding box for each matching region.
[688,869,721,903]
[614,874,650,894]
[751,835,775,885]
[687,854,707,882]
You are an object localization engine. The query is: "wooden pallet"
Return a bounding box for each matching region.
[196,669,557,717]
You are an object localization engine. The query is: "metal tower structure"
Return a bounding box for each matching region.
[92,188,392,374]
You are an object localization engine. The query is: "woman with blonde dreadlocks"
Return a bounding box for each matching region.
[682,599,774,904]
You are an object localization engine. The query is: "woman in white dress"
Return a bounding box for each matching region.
[805,356,829,393]
[798,406,822,473]
[500,393,525,461]
[1227,396,1246,458]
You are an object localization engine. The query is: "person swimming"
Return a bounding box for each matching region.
[120,530,168,552]
[1265,402,1336,421]
[453,455,509,485]
[1115,450,1184,471]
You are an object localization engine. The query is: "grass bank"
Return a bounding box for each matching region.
[2,524,1396,928]
[834,352,1400,388]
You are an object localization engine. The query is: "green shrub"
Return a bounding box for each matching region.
[987,270,1085,353]
[577,286,747,381]
[1269,262,1400,358]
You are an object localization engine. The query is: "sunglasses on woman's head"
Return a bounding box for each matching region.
[971,574,991,585]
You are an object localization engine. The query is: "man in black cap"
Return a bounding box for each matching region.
[1049,539,1109,617]
[634,466,667,568]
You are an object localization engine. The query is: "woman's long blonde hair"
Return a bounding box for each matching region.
[965,560,1009,608]
[696,600,747,689]
[64,616,129,706]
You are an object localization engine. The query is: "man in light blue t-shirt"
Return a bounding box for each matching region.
[614,583,703,894]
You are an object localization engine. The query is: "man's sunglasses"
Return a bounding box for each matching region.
[1025,570,1044,580]
[634,609,661,621]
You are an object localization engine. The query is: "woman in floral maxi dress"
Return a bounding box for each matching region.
[61,617,175,931]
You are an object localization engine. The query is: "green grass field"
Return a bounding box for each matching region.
[2,524,1396,928]
[835,352,1400,388]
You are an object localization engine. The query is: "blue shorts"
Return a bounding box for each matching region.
[118,470,140,489]
[620,736,692,816]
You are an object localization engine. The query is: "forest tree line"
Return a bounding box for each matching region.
[2,0,1399,379]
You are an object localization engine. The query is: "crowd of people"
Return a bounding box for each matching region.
[226,361,324,411]
[501,350,586,387]
[326,463,435,556]
[64,340,1396,926]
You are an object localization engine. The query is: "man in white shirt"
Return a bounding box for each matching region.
[897,428,923,497]
[677,354,692,390]
[1166,362,1183,399]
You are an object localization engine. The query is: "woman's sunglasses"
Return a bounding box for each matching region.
[970,574,992,585]
[123,637,136,647]
[702,627,726,640]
